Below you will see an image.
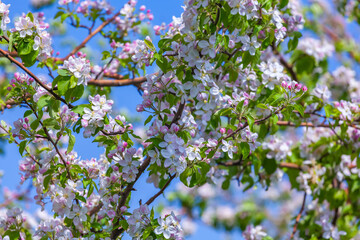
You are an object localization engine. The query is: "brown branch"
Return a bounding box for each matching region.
[218,160,301,170]
[167,101,185,128]
[145,174,176,206]
[88,77,147,87]
[290,192,307,240]
[0,48,73,108]
[55,12,121,62]
[225,105,286,140]
[279,162,302,170]
[0,124,41,167]
[277,120,360,130]
[110,156,152,240]
[272,44,299,82]
[0,50,18,57]
[25,101,72,179]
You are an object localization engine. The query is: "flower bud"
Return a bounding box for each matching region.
[160,126,168,134]
[136,104,144,112]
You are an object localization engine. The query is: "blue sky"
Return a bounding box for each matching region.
[0,1,240,239]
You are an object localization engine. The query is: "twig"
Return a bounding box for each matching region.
[225,105,286,140]
[145,174,176,205]
[88,77,147,87]
[55,12,121,61]
[272,44,299,82]
[290,192,307,240]
[110,156,152,240]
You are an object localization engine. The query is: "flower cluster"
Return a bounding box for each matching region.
[262,135,292,161]
[13,13,53,58]
[61,55,92,85]
[155,212,183,239]
[131,36,155,67]
[297,37,334,62]
[81,94,114,137]
[127,205,151,238]
[0,0,10,30]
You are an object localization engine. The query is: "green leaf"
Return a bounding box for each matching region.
[44,174,52,191]
[21,50,39,67]
[293,104,305,117]
[19,140,27,155]
[72,104,89,115]
[263,158,277,175]
[222,179,230,190]
[54,11,65,19]
[30,119,39,130]
[18,40,33,56]
[57,69,70,76]
[8,33,14,52]
[24,110,33,117]
[67,134,75,153]
[240,142,250,159]
[144,38,155,51]
[37,95,52,109]
[57,78,70,95]
[324,104,333,118]
[257,103,268,109]
[295,55,315,74]
[144,115,153,126]
[246,115,255,131]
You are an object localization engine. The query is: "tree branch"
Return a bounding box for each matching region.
[145,174,176,206]
[290,192,307,240]
[0,48,74,108]
[87,77,146,87]
[272,44,299,82]
[54,12,121,61]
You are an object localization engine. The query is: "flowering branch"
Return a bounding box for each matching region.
[0,48,74,108]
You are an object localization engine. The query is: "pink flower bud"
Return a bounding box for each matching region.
[110,40,117,49]
[24,117,29,123]
[143,99,152,107]
[127,124,133,130]
[140,5,146,11]
[136,104,144,112]
[7,87,11,91]
[123,142,128,148]
[147,13,154,20]
[120,206,127,213]
[334,102,340,107]
[171,124,180,132]
[302,86,308,92]
[220,128,226,134]
[160,126,168,134]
